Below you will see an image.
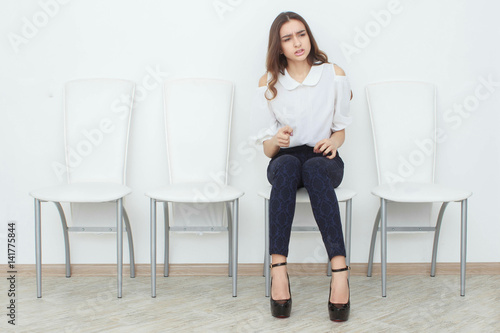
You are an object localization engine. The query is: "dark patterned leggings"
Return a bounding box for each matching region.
[267,144,346,260]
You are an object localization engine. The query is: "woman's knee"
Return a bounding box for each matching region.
[302,157,343,187]
[267,154,302,184]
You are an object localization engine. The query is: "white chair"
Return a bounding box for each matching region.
[258,186,356,297]
[365,81,472,297]
[29,78,136,298]
[146,78,244,297]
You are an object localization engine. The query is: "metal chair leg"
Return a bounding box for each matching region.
[35,199,42,298]
[460,199,467,296]
[262,253,266,277]
[226,202,233,277]
[151,199,157,298]
[123,208,135,278]
[264,198,270,297]
[367,207,381,277]
[117,198,123,298]
[232,199,239,297]
[54,202,71,278]
[380,199,387,297]
[431,202,449,277]
[263,199,269,278]
[345,199,352,267]
[163,202,169,277]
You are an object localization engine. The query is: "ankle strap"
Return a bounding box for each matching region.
[270,262,287,269]
[331,266,350,273]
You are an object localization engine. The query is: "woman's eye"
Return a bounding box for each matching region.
[300,33,306,37]
[284,38,290,42]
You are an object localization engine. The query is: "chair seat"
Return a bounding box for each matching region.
[258,185,356,203]
[145,182,244,203]
[30,182,132,203]
[372,182,472,203]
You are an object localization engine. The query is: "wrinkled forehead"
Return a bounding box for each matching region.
[279,19,306,38]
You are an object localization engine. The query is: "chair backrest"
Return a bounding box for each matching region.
[366,81,436,185]
[163,78,234,185]
[64,79,135,184]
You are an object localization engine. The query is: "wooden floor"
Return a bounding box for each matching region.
[2,274,500,332]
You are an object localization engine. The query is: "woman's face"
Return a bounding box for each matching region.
[279,19,311,63]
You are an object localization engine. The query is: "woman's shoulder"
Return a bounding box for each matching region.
[259,73,268,87]
[333,64,346,77]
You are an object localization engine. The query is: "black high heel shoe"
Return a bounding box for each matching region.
[328,266,350,322]
[270,262,292,318]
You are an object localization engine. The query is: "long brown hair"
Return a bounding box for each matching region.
[265,12,328,100]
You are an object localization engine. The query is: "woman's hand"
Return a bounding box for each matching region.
[314,130,345,159]
[273,125,294,148]
[263,125,293,158]
[314,138,338,159]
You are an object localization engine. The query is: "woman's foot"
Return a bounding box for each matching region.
[270,262,292,318]
[328,266,350,322]
[271,263,290,301]
[330,268,349,304]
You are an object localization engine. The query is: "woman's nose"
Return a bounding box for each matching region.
[293,35,301,47]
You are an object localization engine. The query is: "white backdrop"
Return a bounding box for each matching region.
[1,0,499,266]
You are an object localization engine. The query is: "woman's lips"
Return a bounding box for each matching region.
[295,49,305,56]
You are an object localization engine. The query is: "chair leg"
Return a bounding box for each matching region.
[430,202,449,277]
[380,198,387,297]
[345,199,352,267]
[151,198,157,298]
[263,254,266,277]
[54,202,71,278]
[367,207,381,277]
[35,199,42,298]
[117,198,123,298]
[264,198,270,297]
[123,208,135,278]
[163,202,169,277]
[460,199,468,296]
[226,202,233,277]
[262,201,266,277]
[232,199,239,297]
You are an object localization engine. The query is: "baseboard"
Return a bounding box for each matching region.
[1,262,499,277]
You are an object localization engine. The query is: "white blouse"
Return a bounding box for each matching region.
[252,63,352,148]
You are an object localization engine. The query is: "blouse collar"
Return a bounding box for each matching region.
[278,63,325,90]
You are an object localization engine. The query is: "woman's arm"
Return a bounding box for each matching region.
[263,138,280,158]
[334,64,353,100]
[312,64,351,159]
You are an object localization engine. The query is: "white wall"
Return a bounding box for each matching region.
[1,0,499,266]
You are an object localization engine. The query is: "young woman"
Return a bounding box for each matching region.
[253,12,353,321]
